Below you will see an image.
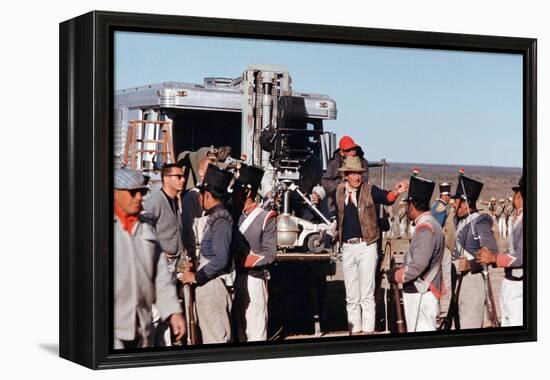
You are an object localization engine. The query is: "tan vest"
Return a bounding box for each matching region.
[336,182,380,244]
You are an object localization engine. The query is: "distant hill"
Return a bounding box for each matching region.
[366,161,522,204]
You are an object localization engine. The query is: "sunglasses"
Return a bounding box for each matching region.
[128,188,148,197]
[166,174,185,179]
[342,147,356,153]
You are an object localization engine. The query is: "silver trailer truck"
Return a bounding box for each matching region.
[115,64,339,258]
[115,65,342,337]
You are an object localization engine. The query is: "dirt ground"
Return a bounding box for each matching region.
[276,229,508,340]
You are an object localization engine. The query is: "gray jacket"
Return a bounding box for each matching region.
[143,189,184,255]
[114,216,181,345]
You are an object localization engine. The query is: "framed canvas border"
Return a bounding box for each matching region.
[59,10,537,369]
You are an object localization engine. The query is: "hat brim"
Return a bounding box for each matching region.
[337,167,367,173]
[234,180,259,191]
[340,144,358,151]
[196,183,226,198]
[115,186,148,191]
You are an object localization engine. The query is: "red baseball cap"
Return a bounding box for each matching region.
[339,136,358,151]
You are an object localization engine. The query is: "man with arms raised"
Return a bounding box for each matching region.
[333,156,408,334]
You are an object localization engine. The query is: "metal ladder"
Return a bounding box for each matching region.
[122,120,175,171]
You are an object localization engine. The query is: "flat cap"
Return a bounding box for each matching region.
[114,168,149,190]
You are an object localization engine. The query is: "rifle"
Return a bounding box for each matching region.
[178,256,202,345]
[439,271,462,330]
[484,270,500,328]
[185,283,201,345]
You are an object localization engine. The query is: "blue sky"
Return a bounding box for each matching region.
[115,31,523,168]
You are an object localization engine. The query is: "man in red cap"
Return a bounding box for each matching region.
[321,135,369,195]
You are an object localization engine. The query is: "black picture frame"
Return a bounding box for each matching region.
[59,10,537,369]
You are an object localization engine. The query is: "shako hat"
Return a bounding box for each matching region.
[197,163,233,199]
[439,182,452,196]
[405,170,435,205]
[234,163,264,193]
[452,171,484,207]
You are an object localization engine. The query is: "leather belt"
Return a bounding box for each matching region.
[505,275,523,281]
[345,237,365,244]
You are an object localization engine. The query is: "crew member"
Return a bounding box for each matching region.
[113,168,185,348]
[321,135,369,194]
[389,173,444,332]
[142,163,187,346]
[333,156,408,334]
[143,163,187,273]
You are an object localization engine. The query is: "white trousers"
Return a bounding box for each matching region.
[233,274,269,342]
[438,247,453,317]
[501,279,523,327]
[195,277,233,344]
[399,221,408,238]
[403,291,439,332]
[498,217,507,238]
[341,242,378,333]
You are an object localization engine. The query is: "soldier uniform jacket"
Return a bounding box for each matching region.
[431,198,455,251]
[114,215,181,343]
[496,211,523,280]
[394,212,445,298]
[453,212,498,274]
[431,198,449,227]
[195,204,233,286]
[234,204,278,279]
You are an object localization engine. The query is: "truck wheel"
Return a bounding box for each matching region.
[307,233,325,254]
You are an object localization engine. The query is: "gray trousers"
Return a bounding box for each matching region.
[195,277,233,344]
[457,268,486,329]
